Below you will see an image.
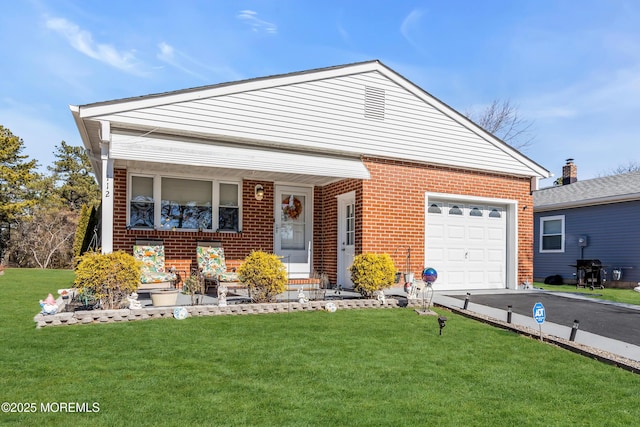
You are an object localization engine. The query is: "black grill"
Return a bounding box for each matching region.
[574,259,605,289]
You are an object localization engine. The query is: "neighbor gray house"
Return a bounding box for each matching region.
[533,160,640,287]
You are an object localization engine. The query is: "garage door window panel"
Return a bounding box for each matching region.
[448,204,463,215]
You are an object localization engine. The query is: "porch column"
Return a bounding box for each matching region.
[99,121,114,254]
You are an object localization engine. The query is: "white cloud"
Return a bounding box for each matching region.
[400,9,425,53]
[156,42,243,83]
[237,10,277,34]
[45,17,145,76]
[156,42,207,81]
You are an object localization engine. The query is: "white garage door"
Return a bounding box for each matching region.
[426,201,507,291]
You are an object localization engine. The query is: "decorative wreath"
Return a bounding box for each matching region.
[282,196,303,220]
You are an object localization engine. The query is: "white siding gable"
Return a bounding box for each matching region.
[75,61,549,178]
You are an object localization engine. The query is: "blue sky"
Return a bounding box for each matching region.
[2,0,639,186]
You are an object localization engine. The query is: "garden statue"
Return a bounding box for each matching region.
[218,283,228,307]
[127,292,142,309]
[40,293,59,315]
[298,288,309,304]
[374,290,386,303]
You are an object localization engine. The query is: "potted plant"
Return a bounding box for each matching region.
[150,288,180,306]
[182,271,204,306]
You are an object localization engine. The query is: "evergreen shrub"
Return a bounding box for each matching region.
[349,253,397,297]
[237,251,287,303]
[74,251,141,309]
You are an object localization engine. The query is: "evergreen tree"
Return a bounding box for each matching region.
[48,141,100,211]
[0,125,39,222]
[0,126,39,260]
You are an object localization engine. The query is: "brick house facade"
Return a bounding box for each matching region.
[73,61,549,290]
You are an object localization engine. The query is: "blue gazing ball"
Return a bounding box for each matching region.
[422,267,438,284]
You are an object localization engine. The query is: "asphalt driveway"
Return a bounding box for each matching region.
[447,292,640,347]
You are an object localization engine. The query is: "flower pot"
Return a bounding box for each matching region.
[150,289,179,306]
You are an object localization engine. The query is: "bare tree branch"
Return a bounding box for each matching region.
[465,99,535,151]
[598,161,640,177]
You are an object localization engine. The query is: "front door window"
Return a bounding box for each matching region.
[280,194,306,250]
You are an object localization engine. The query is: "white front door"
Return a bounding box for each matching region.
[337,192,356,288]
[275,185,313,278]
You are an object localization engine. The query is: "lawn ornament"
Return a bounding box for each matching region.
[218,283,228,307]
[403,281,412,294]
[422,267,438,284]
[325,302,337,313]
[40,293,59,315]
[411,267,438,316]
[57,288,73,298]
[173,306,188,320]
[298,288,309,304]
[127,292,142,309]
[374,290,386,303]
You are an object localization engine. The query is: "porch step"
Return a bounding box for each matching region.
[286,278,321,291]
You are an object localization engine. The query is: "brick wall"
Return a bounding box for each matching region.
[313,179,362,283]
[113,157,534,286]
[355,157,534,284]
[113,169,273,275]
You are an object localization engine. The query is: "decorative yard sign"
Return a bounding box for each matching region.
[533,302,545,341]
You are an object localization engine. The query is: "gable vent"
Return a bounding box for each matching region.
[364,86,385,120]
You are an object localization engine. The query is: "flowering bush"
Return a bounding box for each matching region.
[349,253,397,297]
[238,251,287,303]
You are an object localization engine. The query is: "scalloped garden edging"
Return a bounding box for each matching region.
[34,297,419,328]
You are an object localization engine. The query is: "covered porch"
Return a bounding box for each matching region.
[88,125,370,284]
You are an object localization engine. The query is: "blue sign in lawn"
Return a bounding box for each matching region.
[533,302,546,324]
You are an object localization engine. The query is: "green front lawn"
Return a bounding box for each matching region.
[1,269,640,426]
[536,282,640,305]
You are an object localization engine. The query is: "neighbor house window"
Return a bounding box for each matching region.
[128,174,241,232]
[540,215,565,253]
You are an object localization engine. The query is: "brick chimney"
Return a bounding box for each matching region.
[562,158,577,185]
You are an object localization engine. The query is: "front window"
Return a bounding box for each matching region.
[128,174,241,232]
[218,183,239,231]
[130,176,154,228]
[540,215,565,252]
[161,178,212,230]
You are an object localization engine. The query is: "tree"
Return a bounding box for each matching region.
[600,161,640,177]
[465,99,535,151]
[48,141,100,211]
[7,204,77,269]
[0,126,39,222]
[0,126,39,260]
